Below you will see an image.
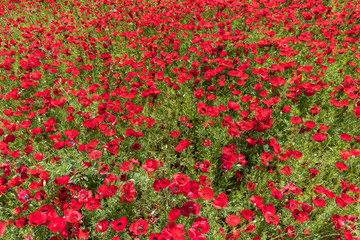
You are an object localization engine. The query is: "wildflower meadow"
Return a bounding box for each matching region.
[0,0,360,239]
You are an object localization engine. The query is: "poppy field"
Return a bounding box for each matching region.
[1,0,360,239]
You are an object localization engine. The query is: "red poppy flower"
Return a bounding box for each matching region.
[247,182,255,191]
[291,117,302,124]
[63,130,79,139]
[311,196,326,207]
[142,159,159,173]
[84,198,100,211]
[260,152,272,166]
[28,211,47,226]
[78,190,92,203]
[335,196,347,208]
[201,139,212,147]
[14,217,27,227]
[312,133,327,142]
[47,217,65,232]
[340,133,352,141]
[173,173,190,186]
[271,189,283,199]
[0,222,6,237]
[319,124,329,131]
[335,162,348,171]
[168,209,180,222]
[292,151,302,159]
[164,222,185,239]
[303,229,311,236]
[302,12,313,20]
[120,162,134,172]
[89,150,102,160]
[69,200,82,211]
[17,190,31,203]
[95,219,108,233]
[129,220,148,236]
[280,166,292,175]
[64,210,82,223]
[264,212,279,225]
[199,187,214,200]
[239,209,254,221]
[225,215,241,226]
[341,194,356,205]
[227,101,240,111]
[170,131,179,138]
[119,182,136,202]
[211,193,228,209]
[38,205,58,221]
[199,175,212,187]
[34,190,46,201]
[33,153,43,161]
[78,230,89,240]
[292,210,308,223]
[110,217,127,232]
[180,201,201,217]
[282,105,291,112]
[148,234,161,240]
[343,228,355,240]
[193,88,205,100]
[60,223,79,239]
[284,226,295,238]
[228,127,240,137]
[189,222,209,237]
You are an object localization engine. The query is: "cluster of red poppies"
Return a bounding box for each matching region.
[0,0,360,239]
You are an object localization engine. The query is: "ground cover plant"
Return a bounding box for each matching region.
[0,0,360,239]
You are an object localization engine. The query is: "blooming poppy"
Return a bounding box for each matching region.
[239,209,254,221]
[54,175,70,186]
[0,222,6,237]
[168,209,180,222]
[64,210,82,223]
[311,196,326,207]
[211,193,228,209]
[341,194,356,205]
[312,133,326,142]
[14,217,27,228]
[77,230,89,240]
[80,196,97,209]
[95,220,108,233]
[180,201,200,217]
[284,226,295,238]
[292,210,309,223]
[89,150,102,160]
[335,196,347,208]
[335,162,348,171]
[271,189,283,199]
[17,190,31,203]
[28,211,47,226]
[343,228,355,240]
[142,159,159,173]
[110,217,127,232]
[129,220,148,236]
[247,182,255,191]
[119,182,136,202]
[47,217,66,232]
[173,173,190,186]
[292,151,303,159]
[225,215,241,226]
[340,133,352,141]
[191,217,209,235]
[33,153,43,161]
[199,187,214,200]
[170,131,179,138]
[280,166,292,175]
